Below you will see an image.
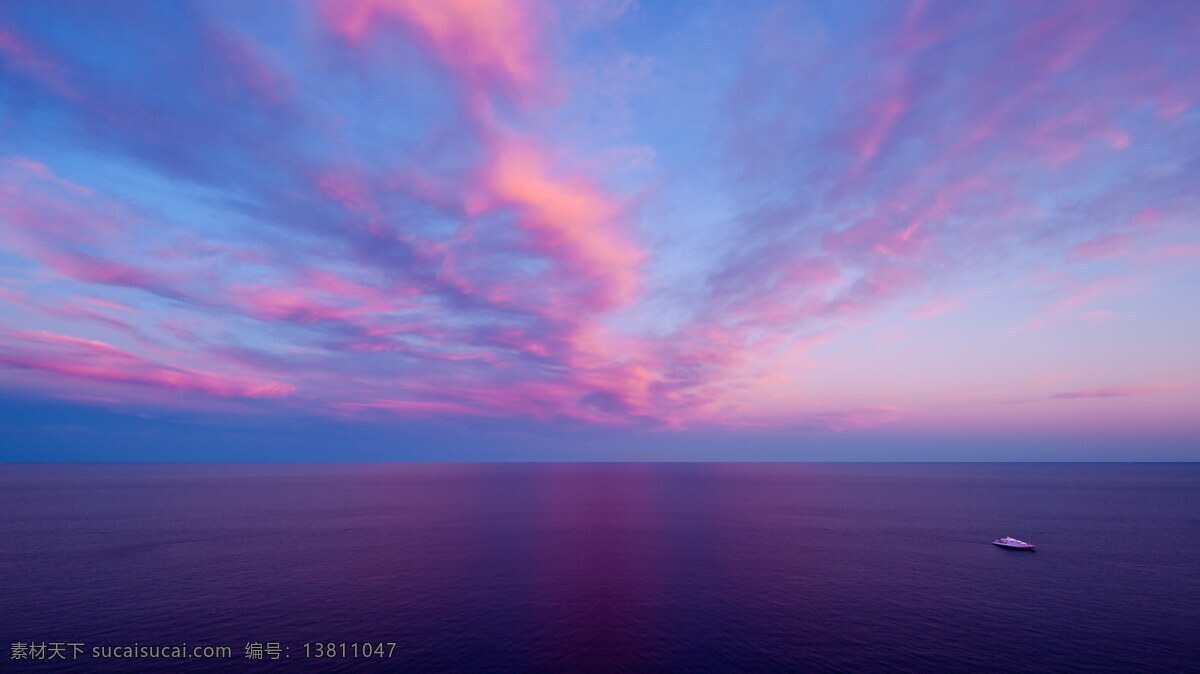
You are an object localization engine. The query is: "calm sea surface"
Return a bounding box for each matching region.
[1,463,1198,672]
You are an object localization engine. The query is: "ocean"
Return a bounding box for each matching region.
[1,463,1198,672]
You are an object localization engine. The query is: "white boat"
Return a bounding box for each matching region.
[993,536,1035,550]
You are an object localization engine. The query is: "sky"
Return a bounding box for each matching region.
[1,0,1198,461]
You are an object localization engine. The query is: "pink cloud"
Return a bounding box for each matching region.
[1071,233,1132,260]
[80,297,140,314]
[36,249,184,298]
[202,26,295,107]
[0,158,193,299]
[0,330,295,400]
[1014,3,1118,75]
[851,92,909,164]
[479,136,643,310]
[0,25,80,100]
[1026,275,1146,328]
[1141,241,1200,262]
[229,285,358,324]
[313,1,654,425]
[323,0,543,103]
[908,298,962,319]
[823,214,926,258]
[333,399,483,416]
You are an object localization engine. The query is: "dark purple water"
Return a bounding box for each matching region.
[2,463,1198,672]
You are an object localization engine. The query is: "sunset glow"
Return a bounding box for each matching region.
[1,0,1197,459]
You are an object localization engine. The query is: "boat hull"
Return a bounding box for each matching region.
[992,542,1035,550]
